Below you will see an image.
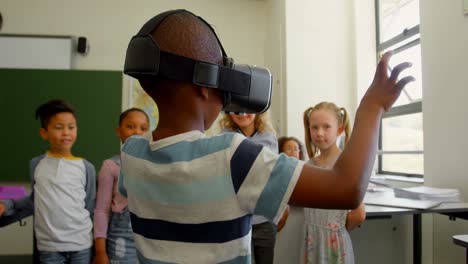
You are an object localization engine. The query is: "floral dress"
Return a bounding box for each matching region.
[303,160,355,264]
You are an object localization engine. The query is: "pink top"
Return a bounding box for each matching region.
[93,158,128,238]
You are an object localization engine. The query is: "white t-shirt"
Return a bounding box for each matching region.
[34,153,93,251]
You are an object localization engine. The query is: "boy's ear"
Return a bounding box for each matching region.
[39,128,48,140]
[200,87,209,100]
[116,127,121,138]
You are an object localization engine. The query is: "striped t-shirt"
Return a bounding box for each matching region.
[119,130,305,264]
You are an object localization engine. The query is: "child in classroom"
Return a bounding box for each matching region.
[302,102,367,264]
[276,136,307,236]
[0,99,96,263]
[93,108,150,264]
[118,9,414,263]
[278,136,307,161]
[219,112,282,264]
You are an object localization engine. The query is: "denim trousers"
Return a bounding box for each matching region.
[251,221,277,264]
[38,247,92,264]
[106,209,137,264]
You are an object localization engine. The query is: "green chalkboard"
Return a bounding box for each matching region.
[0,69,122,182]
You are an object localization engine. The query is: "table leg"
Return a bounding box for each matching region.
[413,214,422,264]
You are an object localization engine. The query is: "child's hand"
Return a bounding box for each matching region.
[0,202,5,217]
[0,201,6,217]
[361,51,415,112]
[92,253,110,264]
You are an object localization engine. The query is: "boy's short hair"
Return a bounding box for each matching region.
[35,99,76,129]
[137,11,223,94]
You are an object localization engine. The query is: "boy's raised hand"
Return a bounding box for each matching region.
[361,51,415,112]
[290,52,415,210]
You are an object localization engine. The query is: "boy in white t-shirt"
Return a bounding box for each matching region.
[0,99,96,263]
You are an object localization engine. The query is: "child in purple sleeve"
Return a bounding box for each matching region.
[93,108,150,264]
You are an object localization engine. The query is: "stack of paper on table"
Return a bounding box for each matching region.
[364,193,442,209]
[394,186,461,203]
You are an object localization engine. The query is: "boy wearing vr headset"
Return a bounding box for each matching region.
[120,10,414,264]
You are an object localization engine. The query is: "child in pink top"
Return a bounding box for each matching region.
[93,108,150,264]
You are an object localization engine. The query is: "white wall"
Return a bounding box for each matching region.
[284,0,357,141]
[272,1,358,263]
[421,1,468,263]
[0,0,267,70]
[354,0,378,104]
[264,0,287,135]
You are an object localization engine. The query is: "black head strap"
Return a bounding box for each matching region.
[125,9,250,95]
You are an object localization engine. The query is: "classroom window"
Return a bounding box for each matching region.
[376,0,423,177]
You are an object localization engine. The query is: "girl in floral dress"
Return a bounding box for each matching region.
[302,102,366,264]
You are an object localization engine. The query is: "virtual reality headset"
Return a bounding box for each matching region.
[124,9,272,114]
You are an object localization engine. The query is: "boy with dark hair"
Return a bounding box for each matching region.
[0,99,96,264]
[119,10,414,263]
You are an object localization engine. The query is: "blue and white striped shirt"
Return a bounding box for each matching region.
[119,131,304,264]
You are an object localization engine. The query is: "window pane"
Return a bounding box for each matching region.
[382,154,423,175]
[382,112,423,151]
[388,44,422,106]
[378,0,420,43]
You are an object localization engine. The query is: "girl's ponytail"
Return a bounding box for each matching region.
[303,106,319,158]
[339,107,351,146]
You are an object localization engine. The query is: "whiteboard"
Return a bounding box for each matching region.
[0,35,72,69]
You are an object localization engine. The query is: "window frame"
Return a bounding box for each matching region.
[375,0,423,178]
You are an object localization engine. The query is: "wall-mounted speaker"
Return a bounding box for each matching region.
[77,37,89,55]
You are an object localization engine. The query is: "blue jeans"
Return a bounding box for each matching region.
[38,247,92,264]
[106,209,136,264]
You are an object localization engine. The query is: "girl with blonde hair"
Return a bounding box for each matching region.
[302,102,366,264]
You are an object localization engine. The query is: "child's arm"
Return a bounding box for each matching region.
[0,194,34,219]
[0,203,4,216]
[118,172,127,198]
[289,52,414,209]
[346,202,366,231]
[276,205,289,232]
[93,160,117,263]
[93,238,110,264]
[0,156,43,219]
[84,160,97,218]
[0,157,38,218]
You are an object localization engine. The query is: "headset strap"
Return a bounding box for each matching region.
[158,50,249,95]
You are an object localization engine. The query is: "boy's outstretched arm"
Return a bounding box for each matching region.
[289,52,415,209]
